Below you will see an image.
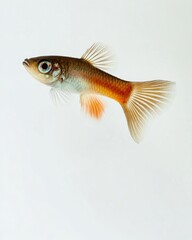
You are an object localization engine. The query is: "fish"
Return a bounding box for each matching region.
[23,43,175,143]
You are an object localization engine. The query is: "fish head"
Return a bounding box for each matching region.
[23,56,62,85]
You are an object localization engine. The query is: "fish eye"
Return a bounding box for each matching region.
[38,61,52,73]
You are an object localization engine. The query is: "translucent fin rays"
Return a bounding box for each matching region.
[81,43,113,71]
[122,80,175,143]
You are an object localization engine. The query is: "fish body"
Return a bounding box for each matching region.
[23,43,175,143]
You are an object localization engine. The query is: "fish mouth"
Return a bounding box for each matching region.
[23,59,30,67]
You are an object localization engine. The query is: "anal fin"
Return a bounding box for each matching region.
[80,93,105,119]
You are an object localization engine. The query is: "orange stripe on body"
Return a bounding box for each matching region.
[87,73,132,104]
[70,60,133,104]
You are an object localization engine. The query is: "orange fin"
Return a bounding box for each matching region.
[80,93,105,119]
[81,43,112,71]
[121,80,175,143]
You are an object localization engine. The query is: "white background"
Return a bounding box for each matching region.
[0,0,192,239]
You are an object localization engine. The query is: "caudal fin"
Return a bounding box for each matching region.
[121,80,175,143]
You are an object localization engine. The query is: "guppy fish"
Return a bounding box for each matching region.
[23,43,175,143]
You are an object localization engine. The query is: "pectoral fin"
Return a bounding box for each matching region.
[50,85,71,105]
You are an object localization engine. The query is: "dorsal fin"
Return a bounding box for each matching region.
[81,43,112,71]
[80,93,105,119]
